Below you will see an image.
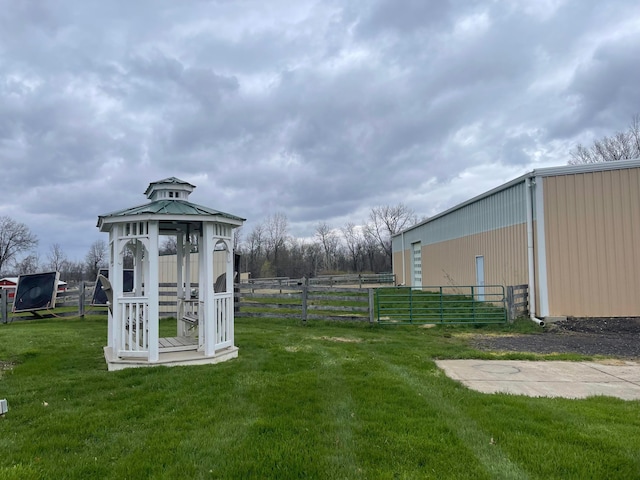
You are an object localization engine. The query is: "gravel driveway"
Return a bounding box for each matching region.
[471,317,640,359]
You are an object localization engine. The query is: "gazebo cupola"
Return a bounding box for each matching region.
[144,177,195,201]
[97,177,245,371]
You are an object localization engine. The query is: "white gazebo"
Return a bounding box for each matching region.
[97,177,245,371]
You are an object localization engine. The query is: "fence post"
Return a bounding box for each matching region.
[78,281,86,317]
[301,279,308,323]
[506,285,514,322]
[1,290,8,324]
[368,288,375,324]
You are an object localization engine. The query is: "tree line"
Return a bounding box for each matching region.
[237,204,418,279]
[0,203,418,283]
[0,216,111,282]
[569,115,640,164]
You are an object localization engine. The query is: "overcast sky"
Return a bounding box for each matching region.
[2,0,640,263]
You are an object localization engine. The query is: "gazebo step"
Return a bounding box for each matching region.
[104,346,239,371]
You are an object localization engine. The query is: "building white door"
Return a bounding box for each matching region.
[412,242,422,288]
[475,255,485,301]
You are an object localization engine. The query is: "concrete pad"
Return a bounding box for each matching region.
[436,360,640,400]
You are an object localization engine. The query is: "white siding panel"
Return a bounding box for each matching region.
[393,182,527,252]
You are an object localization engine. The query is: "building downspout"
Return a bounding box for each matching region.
[526,178,544,327]
[401,231,406,286]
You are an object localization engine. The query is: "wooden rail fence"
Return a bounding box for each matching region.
[248,273,396,289]
[2,279,524,325]
[506,284,529,321]
[237,283,374,323]
[0,281,101,323]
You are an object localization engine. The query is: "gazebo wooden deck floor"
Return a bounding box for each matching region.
[159,335,198,352]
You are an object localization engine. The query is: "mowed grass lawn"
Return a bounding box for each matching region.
[1,315,639,479]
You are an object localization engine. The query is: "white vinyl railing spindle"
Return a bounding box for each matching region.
[118,297,149,356]
[214,294,233,349]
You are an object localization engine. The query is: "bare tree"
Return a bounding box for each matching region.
[315,221,339,272]
[341,222,365,272]
[304,241,323,277]
[0,216,38,275]
[365,204,417,269]
[46,243,68,272]
[569,115,640,164]
[233,225,242,252]
[85,240,108,280]
[362,227,382,272]
[63,260,85,283]
[14,253,40,275]
[264,213,289,276]
[122,245,134,269]
[245,223,265,278]
[160,236,178,255]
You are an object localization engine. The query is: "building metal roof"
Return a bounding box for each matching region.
[394,157,640,237]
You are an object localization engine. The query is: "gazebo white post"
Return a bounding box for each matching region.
[147,221,160,363]
[176,230,184,333]
[226,234,235,347]
[185,234,191,301]
[200,223,216,356]
[111,224,124,353]
[107,228,116,350]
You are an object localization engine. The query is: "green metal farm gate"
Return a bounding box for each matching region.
[376,285,507,325]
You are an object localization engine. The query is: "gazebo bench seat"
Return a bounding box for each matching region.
[181,312,198,327]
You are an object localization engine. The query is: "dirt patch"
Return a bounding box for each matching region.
[471,317,640,359]
[320,336,362,343]
[0,361,15,378]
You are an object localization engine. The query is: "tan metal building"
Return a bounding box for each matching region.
[391,159,640,319]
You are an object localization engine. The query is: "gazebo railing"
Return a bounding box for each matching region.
[118,297,149,357]
[214,292,233,349]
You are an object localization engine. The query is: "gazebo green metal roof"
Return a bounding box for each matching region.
[99,199,244,221]
[97,177,245,231]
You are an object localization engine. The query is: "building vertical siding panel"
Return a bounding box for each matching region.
[544,179,558,315]
[420,223,527,288]
[580,173,596,310]
[392,251,403,284]
[592,172,610,309]
[544,169,640,317]
[612,170,632,309]
[607,171,621,309]
[566,175,582,312]
[626,170,640,298]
